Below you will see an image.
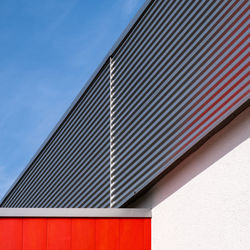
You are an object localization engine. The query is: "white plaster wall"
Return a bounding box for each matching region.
[131,108,250,250]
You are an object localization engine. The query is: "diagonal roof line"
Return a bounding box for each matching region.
[0,0,154,205]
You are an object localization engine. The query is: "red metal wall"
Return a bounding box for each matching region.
[0,218,151,250]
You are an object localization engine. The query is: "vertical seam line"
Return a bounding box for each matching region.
[109,56,113,208]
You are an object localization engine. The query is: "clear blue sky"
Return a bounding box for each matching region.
[0,0,145,200]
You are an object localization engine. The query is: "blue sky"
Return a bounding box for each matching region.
[0,0,145,200]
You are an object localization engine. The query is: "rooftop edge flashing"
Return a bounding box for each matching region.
[0,0,153,206]
[0,208,151,218]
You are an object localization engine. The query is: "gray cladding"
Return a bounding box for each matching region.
[1,0,248,208]
[2,63,111,208]
[109,0,248,207]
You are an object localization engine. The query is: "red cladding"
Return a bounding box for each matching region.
[47,219,71,250]
[0,218,151,250]
[71,218,95,250]
[0,219,22,250]
[23,218,46,250]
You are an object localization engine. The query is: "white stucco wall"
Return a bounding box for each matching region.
[131,108,250,250]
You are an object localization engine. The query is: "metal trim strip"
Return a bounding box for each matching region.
[0,208,152,218]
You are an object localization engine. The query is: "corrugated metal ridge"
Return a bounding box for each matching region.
[110,0,249,207]
[0,0,154,205]
[1,0,248,208]
[5,67,109,204]
[5,67,110,207]
[3,61,111,208]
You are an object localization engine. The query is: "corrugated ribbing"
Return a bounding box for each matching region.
[110,0,249,207]
[2,63,110,208]
[1,0,249,208]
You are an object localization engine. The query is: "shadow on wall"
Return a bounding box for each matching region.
[130,107,250,209]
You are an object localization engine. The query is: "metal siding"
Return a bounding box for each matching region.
[110,0,249,207]
[71,219,95,250]
[0,0,249,208]
[0,208,152,218]
[23,219,47,250]
[0,218,22,249]
[1,63,110,208]
[0,218,151,250]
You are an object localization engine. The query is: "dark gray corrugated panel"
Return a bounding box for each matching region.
[1,62,111,208]
[0,0,154,209]
[1,0,248,209]
[110,0,249,207]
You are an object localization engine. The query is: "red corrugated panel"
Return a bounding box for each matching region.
[144,218,151,250]
[120,218,144,250]
[71,218,95,250]
[47,218,71,250]
[0,218,151,250]
[23,218,47,250]
[96,218,120,250]
[0,218,22,250]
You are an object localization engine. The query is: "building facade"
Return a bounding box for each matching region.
[1,0,249,248]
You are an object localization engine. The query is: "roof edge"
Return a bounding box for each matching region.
[0,208,151,218]
[0,0,153,205]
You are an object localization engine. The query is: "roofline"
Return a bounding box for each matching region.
[0,0,154,205]
[0,208,151,218]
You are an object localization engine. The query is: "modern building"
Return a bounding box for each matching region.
[1,0,249,249]
[0,208,151,250]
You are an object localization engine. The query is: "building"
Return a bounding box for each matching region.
[0,208,151,250]
[1,0,249,249]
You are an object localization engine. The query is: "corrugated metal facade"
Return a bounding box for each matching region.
[1,0,249,207]
[110,0,249,207]
[2,63,111,208]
